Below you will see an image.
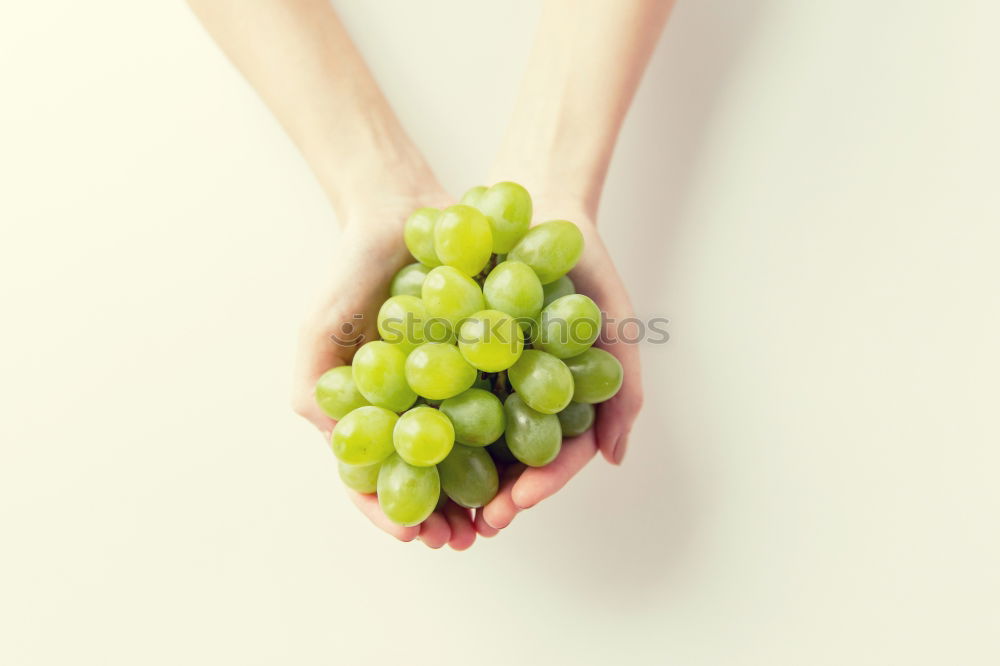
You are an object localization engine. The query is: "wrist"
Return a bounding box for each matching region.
[325,167,451,232]
[487,164,601,223]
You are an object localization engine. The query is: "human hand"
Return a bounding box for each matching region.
[479,204,644,534]
[291,200,478,551]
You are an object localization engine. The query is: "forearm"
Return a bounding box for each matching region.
[187,0,444,222]
[492,0,674,217]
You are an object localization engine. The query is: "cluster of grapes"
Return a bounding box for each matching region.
[314,182,623,526]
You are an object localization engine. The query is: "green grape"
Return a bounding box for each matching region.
[460,185,487,206]
[330,405,398,465]
[486,435,518,464]
[338,460,381,494]
[404,342,477,400]
[433,204,493,277]
[504,393,561,467]
[314,366,370,420]
[351,341,417,412]
[564,348,624,403]
[377,295,428,352]
[437,444,499,508]
[557,402,595,437]
[536,294,602,359]
[404,207,442,267]
[542,274,575,307]
[508,219,584,284]
[390,262,430,298]
[393,406,455,467]
[377,453,440,526]
[507,349,574,414]
[421,265,485,331]
[482,260,543,323]
[457,309,524,372]
[477,181,532,253]
[439,388,505,446]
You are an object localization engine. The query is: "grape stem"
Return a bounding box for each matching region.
[493,370,509,400]
[475,253,500,286]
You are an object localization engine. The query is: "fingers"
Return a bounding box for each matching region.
[594,371,643,465]
[417,511,451,549]
[443,502,477,551]
[474,508,499,538]
[347,489,419,542]
[511,432,597,509]
[593,332,643,465]
[348,490,482,550]
[291,298,370,438]
[296,401,336,442]
[482,463,525,530]
[291,321,344,437]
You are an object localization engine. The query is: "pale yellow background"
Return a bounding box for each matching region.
[2,1,998,664]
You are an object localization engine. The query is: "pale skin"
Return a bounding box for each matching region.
[188,0,674,549]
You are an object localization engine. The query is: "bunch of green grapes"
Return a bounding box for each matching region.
[314,182,624,526]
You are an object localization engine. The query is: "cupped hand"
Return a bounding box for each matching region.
[291,205,477,551]
[480,206,644,533]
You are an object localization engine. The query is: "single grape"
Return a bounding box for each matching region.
[541,274,575,307]
[337,460,381,494]
[352,341,417,412]
[377,453,440,526]
[437,444,499,508]
[482,260,543,323]
[377,294,427,352]
[557,402,595,437]
[403,207,442,267]
[457,309,524,372]
[314,366,370,420]
[507,349,574,414]
[404,342,477,400]
[433,204,493,277]
[439,388,505,446]
[390,262,430,298]
[421,265,485,331]
[564,348,624,403]
[536,293,602,359]
[460,185,487,206]
[393,406,455,467]
[508,219,584,284]
[504,393,562,467]
[330,405,398,465]
[477,181,532,253]
[486,435,518,464]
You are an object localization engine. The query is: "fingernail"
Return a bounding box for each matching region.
[612,435,627,465]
